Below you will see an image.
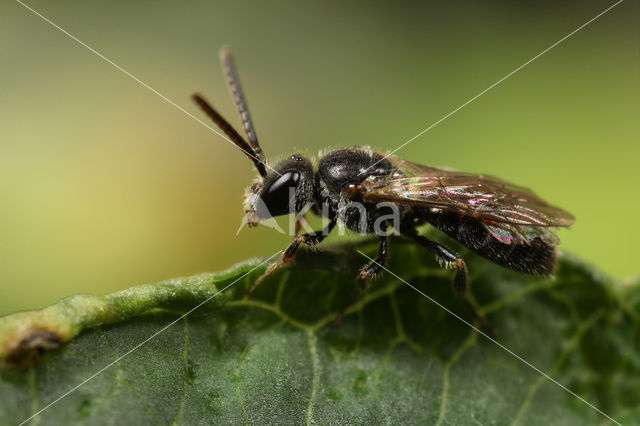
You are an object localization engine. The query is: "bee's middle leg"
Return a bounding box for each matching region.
[358,235,388,280]
[333,235,388,324]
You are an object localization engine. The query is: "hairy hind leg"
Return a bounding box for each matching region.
[408,233,494,333]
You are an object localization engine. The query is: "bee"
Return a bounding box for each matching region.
[193,47,575,326]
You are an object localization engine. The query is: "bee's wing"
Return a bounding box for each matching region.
[362,155,575,243]
[383,155,464,178]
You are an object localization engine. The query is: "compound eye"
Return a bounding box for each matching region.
[258,171,300,217]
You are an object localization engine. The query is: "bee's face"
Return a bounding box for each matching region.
[243,155,313,226]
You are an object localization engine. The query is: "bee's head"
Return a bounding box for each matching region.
[244,154,313,226]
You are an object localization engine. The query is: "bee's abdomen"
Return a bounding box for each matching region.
[424,210,556,276]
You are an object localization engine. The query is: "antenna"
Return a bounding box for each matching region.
[220,46,265,163]
[192,93,267,177]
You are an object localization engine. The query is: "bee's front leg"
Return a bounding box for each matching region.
[247,220,336,294]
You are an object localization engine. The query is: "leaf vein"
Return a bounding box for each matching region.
[171,318,190,426]
[510,309,606,426]
[305,329,320,426]
[436,330,478,426]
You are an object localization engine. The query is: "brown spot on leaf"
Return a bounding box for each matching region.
[4,328,62,370]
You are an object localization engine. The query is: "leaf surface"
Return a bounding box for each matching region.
[1,237,638,425]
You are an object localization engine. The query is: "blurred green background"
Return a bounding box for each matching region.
[1,0,638,316]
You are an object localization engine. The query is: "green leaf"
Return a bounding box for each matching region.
[1,236,638,425]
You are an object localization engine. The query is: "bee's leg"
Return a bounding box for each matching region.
[409,234,494,334]
[247,220,336,294]
[293,214,305,237]
[333,235,388,324]
[358,235,388,280]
